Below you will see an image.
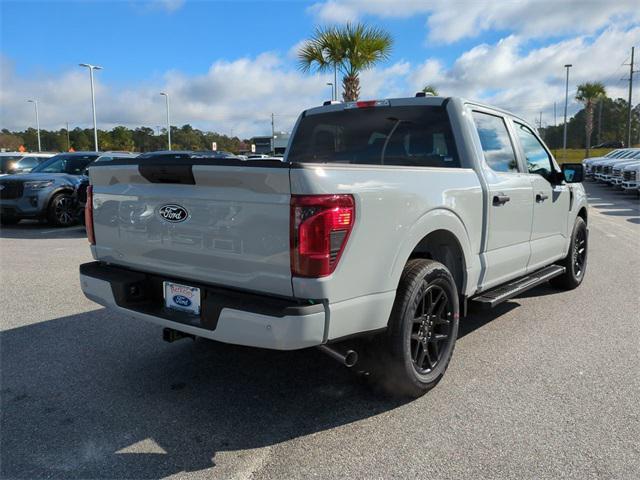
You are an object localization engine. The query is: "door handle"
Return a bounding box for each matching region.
[536,192,549,202]
[492,194,511,206]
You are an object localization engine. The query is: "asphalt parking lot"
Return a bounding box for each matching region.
[1,182,638,480]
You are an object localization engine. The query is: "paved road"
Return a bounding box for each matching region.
[1,183,638,480]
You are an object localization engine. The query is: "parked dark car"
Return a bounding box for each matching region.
[0,153,25,175]
[8,154,55,174]
[593,141,624,148]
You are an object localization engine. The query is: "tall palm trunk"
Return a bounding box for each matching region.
[585,100,594,158]
[342,74,360,102]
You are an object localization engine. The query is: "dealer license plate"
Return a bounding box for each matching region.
[163,281,201,315]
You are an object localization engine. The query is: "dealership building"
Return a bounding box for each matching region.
[250,131,290,155]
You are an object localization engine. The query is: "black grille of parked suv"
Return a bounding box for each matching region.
[624,170,636,181]
[603,166,612,174]
[0,180,24,199]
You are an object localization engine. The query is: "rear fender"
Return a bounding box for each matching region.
[390,208,477,297]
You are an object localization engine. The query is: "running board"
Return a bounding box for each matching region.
[471,265,565,309]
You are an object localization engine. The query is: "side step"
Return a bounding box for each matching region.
[471,265,565,309]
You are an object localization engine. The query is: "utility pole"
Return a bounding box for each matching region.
[159,92,171,150]
[563,64,572,155]
[26,100,41,152]
[79,63,103,152]
[624,46,637,147]
[597,98,603,145]
[554,101,557,127]
[66,122,70,151]
[271,113,275,154]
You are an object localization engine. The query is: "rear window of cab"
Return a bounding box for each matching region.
[287,106,460,168]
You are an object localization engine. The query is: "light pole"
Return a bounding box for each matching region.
[26,99,41,152]
[159,92,171,150]
[79,63,103,152]
[562,63,572,154]
[326,82,334,101]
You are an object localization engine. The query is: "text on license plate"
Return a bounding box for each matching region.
[163,281,201,315]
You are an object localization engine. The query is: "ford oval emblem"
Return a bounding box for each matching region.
[158,204,189,223]
[173,295,192,307]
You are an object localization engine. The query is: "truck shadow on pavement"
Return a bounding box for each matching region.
[0,221,87,240]
[0,283,575,479]
[1,309,409,479]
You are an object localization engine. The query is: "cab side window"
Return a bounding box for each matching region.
[472,111,519,173]
[515,123,554,177]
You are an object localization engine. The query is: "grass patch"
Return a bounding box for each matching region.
[550,148,614,164]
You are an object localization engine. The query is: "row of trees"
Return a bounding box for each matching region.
[0,125,250,153]
[2,95,637,154]
[540,96,640,151]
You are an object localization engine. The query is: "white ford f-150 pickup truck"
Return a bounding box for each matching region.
[80,95,588,397]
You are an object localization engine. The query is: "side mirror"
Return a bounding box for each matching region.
[561,163,584,183]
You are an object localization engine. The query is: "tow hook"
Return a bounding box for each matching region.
[317,344,358,368]
[162,328,196,343]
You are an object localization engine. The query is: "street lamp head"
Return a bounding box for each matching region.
[79,63,103,70]
[564,64,573,68]
[326,82,333,86]
[27,99,35,103]
[159,92,168,97]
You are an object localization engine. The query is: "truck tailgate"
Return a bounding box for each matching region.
[89,160,293,297]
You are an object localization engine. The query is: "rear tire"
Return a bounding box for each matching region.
[47,193,77,227]
[550,216,588,290]
[371,259,459,398]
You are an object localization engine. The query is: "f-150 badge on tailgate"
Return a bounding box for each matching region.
[158,204,189,223]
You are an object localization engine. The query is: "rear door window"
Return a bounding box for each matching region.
[287,105,460,167]
[472,111,519,173]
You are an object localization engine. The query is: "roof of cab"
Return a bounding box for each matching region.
[303,95,530,125]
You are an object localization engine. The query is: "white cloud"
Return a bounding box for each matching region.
[153,0,185,13]
[308,0,640,44]
[1,25,638,136]
[407,26,640,125]
[0,54,333,138]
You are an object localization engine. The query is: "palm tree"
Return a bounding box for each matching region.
[422,85,439,96]
[575,82,606,157]
[298,23,393,102]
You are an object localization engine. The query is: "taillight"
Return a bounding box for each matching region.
[290,194,355,277]
[85,185,95,245]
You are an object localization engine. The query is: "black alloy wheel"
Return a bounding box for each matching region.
[48,193,77,227]
[572,226,587,278]
[410,284,454,374]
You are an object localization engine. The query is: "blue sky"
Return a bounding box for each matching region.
[1,0,639,136]
[3,1,500,78]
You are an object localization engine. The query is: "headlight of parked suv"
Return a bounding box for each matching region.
[24,180,54,190]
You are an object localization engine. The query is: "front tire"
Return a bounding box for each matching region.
[373,259,459,398]
[550,216,588,290]
[47,193,77,227]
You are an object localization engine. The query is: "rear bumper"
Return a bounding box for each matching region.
[622,181,638,190]
[79,261,327,350]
